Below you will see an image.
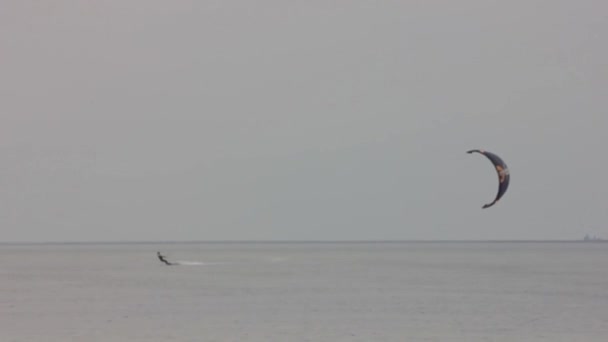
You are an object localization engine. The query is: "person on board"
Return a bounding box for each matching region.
[157,251,173,265]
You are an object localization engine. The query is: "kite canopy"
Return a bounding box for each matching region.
[467,149,510,209]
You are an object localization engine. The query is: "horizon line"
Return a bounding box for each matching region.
[0,239,604,246]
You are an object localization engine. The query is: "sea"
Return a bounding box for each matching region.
[1,242,607,341]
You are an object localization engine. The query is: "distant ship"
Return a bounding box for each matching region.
[583,234,603,242]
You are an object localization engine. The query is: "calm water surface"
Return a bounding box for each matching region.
[1,242,607,341]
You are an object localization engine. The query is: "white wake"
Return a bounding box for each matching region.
[173,261,228,266]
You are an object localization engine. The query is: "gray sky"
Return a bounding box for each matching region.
[1,0,606,242]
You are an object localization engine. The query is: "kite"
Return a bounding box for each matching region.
[467,149,510,209]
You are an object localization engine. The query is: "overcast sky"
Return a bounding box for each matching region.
[1,0,606,242]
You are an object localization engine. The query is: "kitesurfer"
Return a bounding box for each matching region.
[157,251,173,266]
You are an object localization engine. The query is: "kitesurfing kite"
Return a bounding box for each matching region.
[467,149,510,209]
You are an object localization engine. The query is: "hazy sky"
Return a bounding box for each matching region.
[1,0,606,242]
